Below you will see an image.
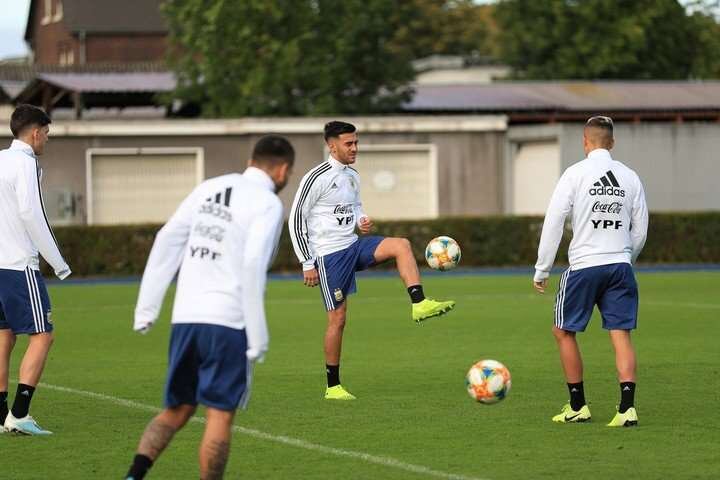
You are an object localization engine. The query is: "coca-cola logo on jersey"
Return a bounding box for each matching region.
[592,201,623,214]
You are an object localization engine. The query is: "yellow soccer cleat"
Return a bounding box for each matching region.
[324,385,356,401]
[607,407,638,427]
[412,298,455,323]
[552,403,592,423]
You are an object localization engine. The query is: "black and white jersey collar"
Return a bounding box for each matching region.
[9,139,36,157]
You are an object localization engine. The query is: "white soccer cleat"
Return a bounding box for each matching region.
[3,412,53,435]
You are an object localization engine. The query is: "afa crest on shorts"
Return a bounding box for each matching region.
[334,288,344,302]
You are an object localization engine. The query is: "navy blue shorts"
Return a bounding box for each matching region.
[554,263,638,332]
[316,236,385,311]
[0,267,53,335]
[165,323,251,411]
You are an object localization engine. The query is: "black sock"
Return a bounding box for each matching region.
[567,382,586,411]
[126,454,153,480]
[407,285,425,304]
[11,383,35,419]
[0,391,8,425]
[326,364,340,388]
[618,382,636,413]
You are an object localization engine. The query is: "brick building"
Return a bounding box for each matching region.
[24,0,167,65]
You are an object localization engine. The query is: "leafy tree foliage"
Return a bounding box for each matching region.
[162,0,416,116]
[494,0,720,79]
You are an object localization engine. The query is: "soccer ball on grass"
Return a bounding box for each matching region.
[466,359,511,404]
[425,236,461,271]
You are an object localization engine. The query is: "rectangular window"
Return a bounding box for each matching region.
[53,0,63,22]
[41,0,52,25]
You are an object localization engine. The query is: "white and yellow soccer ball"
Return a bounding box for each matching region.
[425,236,461,271]
[466,359,512,404]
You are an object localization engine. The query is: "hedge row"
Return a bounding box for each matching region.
[43,212,720,277]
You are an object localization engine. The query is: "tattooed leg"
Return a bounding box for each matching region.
[138,405,196,460]
[200,408,235,480]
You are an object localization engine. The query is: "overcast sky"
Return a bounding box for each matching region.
[0,0,31,60]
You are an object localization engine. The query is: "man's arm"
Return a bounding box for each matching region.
[133,190,196,332]
[16,159,70,279]
[534,170,575,291]
[288,170,324,285]
[241,200,284,363]
[630,177,649,263]
[352,174,373,234]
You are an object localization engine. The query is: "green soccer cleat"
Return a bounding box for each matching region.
[607,407,638,427]
[412,298,455,323]
[552,403,592,423]
[324,385,356,401]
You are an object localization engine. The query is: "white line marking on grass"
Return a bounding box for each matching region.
[643,301,720,310]
[39,382,487,480]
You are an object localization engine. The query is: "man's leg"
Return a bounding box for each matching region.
[0,329,16,425]
[551,326,590,422]
[199,408,235,480]
[324,301,355,399]
[126,404,197,480]
[372,237,455,322]
[608,329,638,425]
[9,332,53,421]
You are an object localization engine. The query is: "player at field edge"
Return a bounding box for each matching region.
[533,115,648,427]
[124,136,294,480]
[288,121,455,401]
[0,104,72,436]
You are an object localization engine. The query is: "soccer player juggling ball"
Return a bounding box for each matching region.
[0,104,71,436]
[289,121,455,401]
[533,116,648,427]
[125,136,294,480]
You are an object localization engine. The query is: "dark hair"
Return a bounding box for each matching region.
[324,121,356,141]
[251,135,295,167]
[585,115,614,132]
[10,104,51,138]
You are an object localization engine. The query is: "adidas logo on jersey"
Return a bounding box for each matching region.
[206,187,233,207]
[589,171,625,197]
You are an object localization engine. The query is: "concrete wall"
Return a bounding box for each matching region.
[0,116,507,224]
[560,122,720,212]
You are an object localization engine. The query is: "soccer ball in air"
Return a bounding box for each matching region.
[466,359,512,404]
[425,236,461,271]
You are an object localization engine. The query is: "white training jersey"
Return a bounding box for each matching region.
[534,148,649,282]
[0,140,70,278]
[288,156,367,270]
[134,167,284,356]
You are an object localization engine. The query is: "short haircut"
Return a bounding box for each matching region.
[324,121,356,141]
[10,104,51,138]
[251,135,295,167]
[584,115,614,146]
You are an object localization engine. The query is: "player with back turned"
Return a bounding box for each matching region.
[124,135,294,479]
[533,116,648,427]
[289,121,455,401]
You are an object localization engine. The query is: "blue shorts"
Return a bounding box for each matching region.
[0,267,53,335]
[554,263,638,332]
[165,323,251,411]
[316,236,385,311]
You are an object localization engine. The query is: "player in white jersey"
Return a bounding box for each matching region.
[533,116,648,427]
[289,121,455,401]
[0,105,71,436]
[124,136,294,480]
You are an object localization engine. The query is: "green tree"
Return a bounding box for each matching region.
[494,0,718,79]
[162,0,415,116]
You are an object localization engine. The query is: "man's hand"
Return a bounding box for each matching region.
[304,267,319,287]
[533,279,548,294]
[358,216,373,234]
[133,320,154,334]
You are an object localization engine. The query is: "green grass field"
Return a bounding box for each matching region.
[2,271,719,479]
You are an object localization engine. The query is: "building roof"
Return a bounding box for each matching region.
[25,0,167,40]
[34,72,175,93]
[406,81,720,114]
